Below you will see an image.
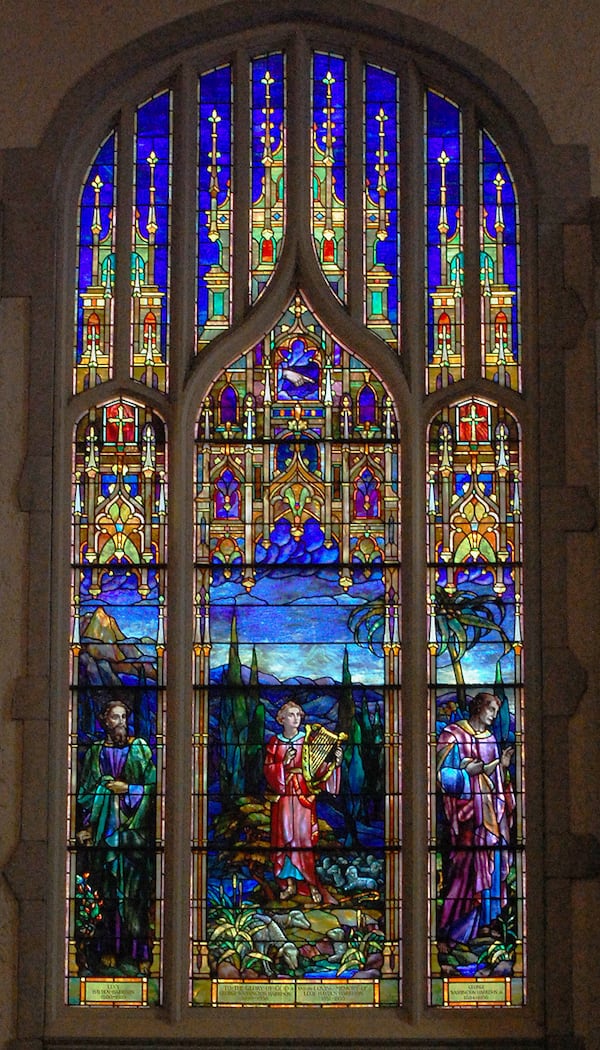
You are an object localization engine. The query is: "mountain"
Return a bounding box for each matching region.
[81,606,146,662]
[82,607,125,643]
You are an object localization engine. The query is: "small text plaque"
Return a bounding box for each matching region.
[81,978,146,1005]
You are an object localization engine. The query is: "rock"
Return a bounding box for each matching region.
[448,948,479,966]
[490,959,514,976]
[244,968,262,980]
[315,938,335,956]
[299,943,321,959]
[217,961,241,979]
[440,964,459,976]
[365,951,384,971]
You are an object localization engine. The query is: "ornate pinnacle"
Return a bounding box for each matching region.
[495,421,509,472]
[194,592,203,652]
[142,422,156,475]
[207,109,222,243]
[437,151,449,235]
[439,423,453,474]
[261,71,275,165]
[375,108,389,241]
[494,172,505,233]
[91,174,103,236]
[146,151,158,235]
[71,595,81,653]
[321,71,336,165]
[260,70,275,239]
[320,71,337,243]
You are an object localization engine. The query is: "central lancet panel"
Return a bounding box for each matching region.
[191,294,402,1006]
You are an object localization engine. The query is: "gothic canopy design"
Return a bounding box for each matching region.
[67,35,524,1015]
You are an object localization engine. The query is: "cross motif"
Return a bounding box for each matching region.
[108,402,136,446]
[460,402,487,444]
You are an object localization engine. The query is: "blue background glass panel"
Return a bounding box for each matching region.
[135,92,171,360]
[313,52,346,204]
[251,53,284,205]
[481,131,519,362]
[75,132,116,365]
[426,92,461,365]
[365,65,400,331]
[198,65,232,331]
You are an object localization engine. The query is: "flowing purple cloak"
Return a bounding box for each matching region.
[437,720,514,943]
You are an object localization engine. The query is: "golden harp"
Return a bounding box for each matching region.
[301,723,348,793]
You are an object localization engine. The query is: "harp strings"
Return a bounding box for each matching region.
[302,723,345,788]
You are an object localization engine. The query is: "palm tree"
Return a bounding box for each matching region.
[433,584,512,709]
[347,598,385,655]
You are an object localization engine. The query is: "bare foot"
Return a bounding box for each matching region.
[280,878,296,901]
[309,886,322,903]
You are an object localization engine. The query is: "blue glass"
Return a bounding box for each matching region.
[132,92,172,388]
[135,93,171,303]
[427,402,524,1007]
[426,92,463,388]
[197,65,232,347]
[74,132,116,390]
[251,53,285,300]
[192,305,402,1006]
[481,130,520,385]
[313,53,346,204]
[68,402,167,1004]
[365,65,400,345]
[312,53,346,299]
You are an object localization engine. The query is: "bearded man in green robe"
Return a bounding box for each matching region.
[77,697,156,974]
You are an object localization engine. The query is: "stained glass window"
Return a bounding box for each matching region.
[197,65,233,351]
[427,400,525,1006]
[251,53,285,301]
[480,132,520,389]
[364,65,400,350]
[74,130,117,393]
[312,54,346,300]
[67,401,167,1005]
[67,37,527,1019]
[191,294,402,1007]
[130,91,172,390]
[426,91,463,391]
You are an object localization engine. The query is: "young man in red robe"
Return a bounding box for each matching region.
[264,701,343,903]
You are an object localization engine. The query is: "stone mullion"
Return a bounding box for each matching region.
[398,58,427,1023]
[169,62,198,395]
[400,60,425,396]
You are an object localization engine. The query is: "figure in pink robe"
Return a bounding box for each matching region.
[264,701,343,904]
[437,692,515,946]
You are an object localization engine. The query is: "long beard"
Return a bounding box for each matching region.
[109,725,128,745]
